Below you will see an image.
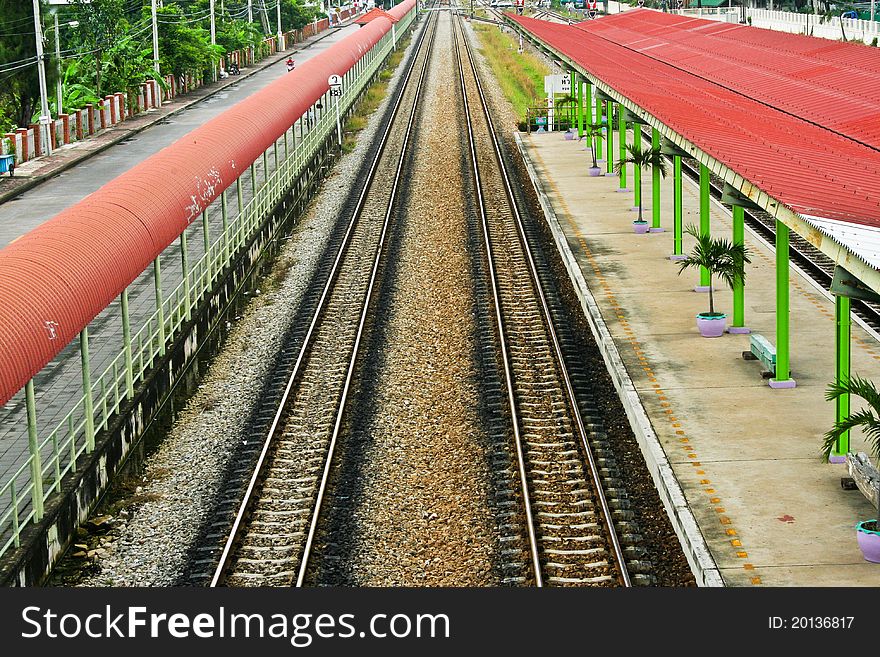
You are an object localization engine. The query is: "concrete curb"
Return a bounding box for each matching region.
[513,131,725,588]
[0,26,346,208]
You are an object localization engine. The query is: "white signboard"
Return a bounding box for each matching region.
[543,74,571,95]
[328,74,343,88]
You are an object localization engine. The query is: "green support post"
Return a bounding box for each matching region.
[577,76,584,139]
[833,295,851,458]
[25,380,44,520]
[771,220,795,388]
[250,163,256,199]
[154,258,165,357]
[699,163,710,288]
[263,150,269,186]
[731,206,747,331]
[284,130,289,161]
[595,95,604,161]
[274,141,279,173]
[606,100,614,175]
[181,231,191,322]
[121,289,134,399]
[673,156,682,255]
[202,211,211,285]
[221,189,229,261]
[618,104,627,190]
[633,127,641,210]
[585,82,593,154]
[237,176,244,219]
[651,128,660,230]
[81,327,95,453]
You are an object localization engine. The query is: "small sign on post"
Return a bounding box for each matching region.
[329,74,344,145]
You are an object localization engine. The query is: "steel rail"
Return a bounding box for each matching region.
[456,15,632,587]
[294,11,440,588]
[210,12,438,587]
[453,17,545,587]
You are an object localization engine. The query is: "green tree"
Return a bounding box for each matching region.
[677,225,751,316]
[216,18,263,53]
[68,0,125,96]
[0,0,55,128]
[614,144,667,222]
[155,3,223,79]
[823,375,880,464]
[281,0,320,31]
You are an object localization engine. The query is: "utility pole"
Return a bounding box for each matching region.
[151,0,160,74]
[276,0,283,50]
[54,13,62,118]
[210,0,217,81]
[247,0,254,64]
[32,0,52,157]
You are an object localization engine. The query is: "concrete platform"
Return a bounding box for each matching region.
[519,129,880,586]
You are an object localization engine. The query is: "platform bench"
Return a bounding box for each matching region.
[742,333,776,378]
[844,452,880,511]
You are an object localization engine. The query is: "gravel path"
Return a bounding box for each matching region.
[312,13,501,587]
[53,33,422,588]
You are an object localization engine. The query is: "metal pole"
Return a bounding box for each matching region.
[202,210,211,285]
[152,0,161,75]
[210,0,217,82]
[576,75,584,139]
[32,0,53,157]
[54,13,63,117]
[773,220,792,386]
[26,380,44,520]
[618,104,626,190]
[699,163,710,288]
[605,99,613,175]
[277,0,283,50]
[247,0,254,64]
[121,289,134,398]
[181,231,191,322]
[81,328,95,453]
[221,189,229,261]
[633,126,641,210]
[834,294,851,457]
[595,95,603,161]
[673,155,682,255]
[335,94,342,146]
[732,205,745,328]
[154,258,166,356]
[651,127,660,229]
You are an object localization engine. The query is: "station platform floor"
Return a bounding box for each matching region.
[518,130,880,586]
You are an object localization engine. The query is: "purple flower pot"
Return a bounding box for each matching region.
[856,521,880,563]
[588,166,601,177]
[633,221,649,234]
[696,313,727,337]
[564,130,575,140]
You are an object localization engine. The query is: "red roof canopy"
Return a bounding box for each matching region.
[510,12,880,230]
[356,7,398,24]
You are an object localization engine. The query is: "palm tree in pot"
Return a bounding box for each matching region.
[580,122,604,176]
[823,375,880,562]
[615,144,667,232]
[676,225,750,337]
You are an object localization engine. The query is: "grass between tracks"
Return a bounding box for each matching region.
[472,23,549,125]
[341,33,413,154]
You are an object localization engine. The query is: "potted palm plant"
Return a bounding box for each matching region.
[580,123,603,177]
[615,144,667,233]
[676,225,750,337]
[823,375,880,563]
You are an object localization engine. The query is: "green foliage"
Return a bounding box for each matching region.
[68,0,126,95]
[59,59,101,112]
[823,375,880,463]
[614,144,668,221]
[582,122,604,168]
[677,225,751,315]
[0,0,51,128]
[155,4,223,79]
[216,19,263,54]
[281,0,320,31]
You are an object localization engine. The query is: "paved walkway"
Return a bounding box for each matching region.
[520,130,880,586]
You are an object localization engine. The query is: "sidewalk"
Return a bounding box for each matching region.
[0,24,349,208]
[518,130,880,587]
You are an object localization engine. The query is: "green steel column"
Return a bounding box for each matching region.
[121,289,134,399]
[673,156,682,255]
[699,163,711,287]
[732,206,745,328]
[263,150,269,186]
[25,380,44,520]
[774,220,793,386]
[595,95,604,160]
[181,231,191,322]
[153,258,165,356]
[834,295,851,458]
[284,129,289,160]
[81,327,95,453]
[273,141,279,172]
[633,127,642,209]
[606,100,614,175]
[202,211,211,284]
[651,128,660,229]
[585,82,593,153]
[250,163,256,199]
[221,189,229,261]
[577,76,584,138]
[618,104,627,190]
[237,176,244,217]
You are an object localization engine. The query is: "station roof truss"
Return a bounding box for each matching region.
[506,10,880,292]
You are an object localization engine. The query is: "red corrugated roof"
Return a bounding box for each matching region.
[510,13,880,228]
[577,11,880,149]
[356,7,398,24]
[0,2,417,406]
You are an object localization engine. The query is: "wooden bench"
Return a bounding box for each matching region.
[844,452,880,511]
[742,333,776,378]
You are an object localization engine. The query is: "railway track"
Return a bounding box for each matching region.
[209,12,439,587]
[454,16,632,587]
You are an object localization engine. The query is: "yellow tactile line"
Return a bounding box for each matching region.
[529,143,762,586]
